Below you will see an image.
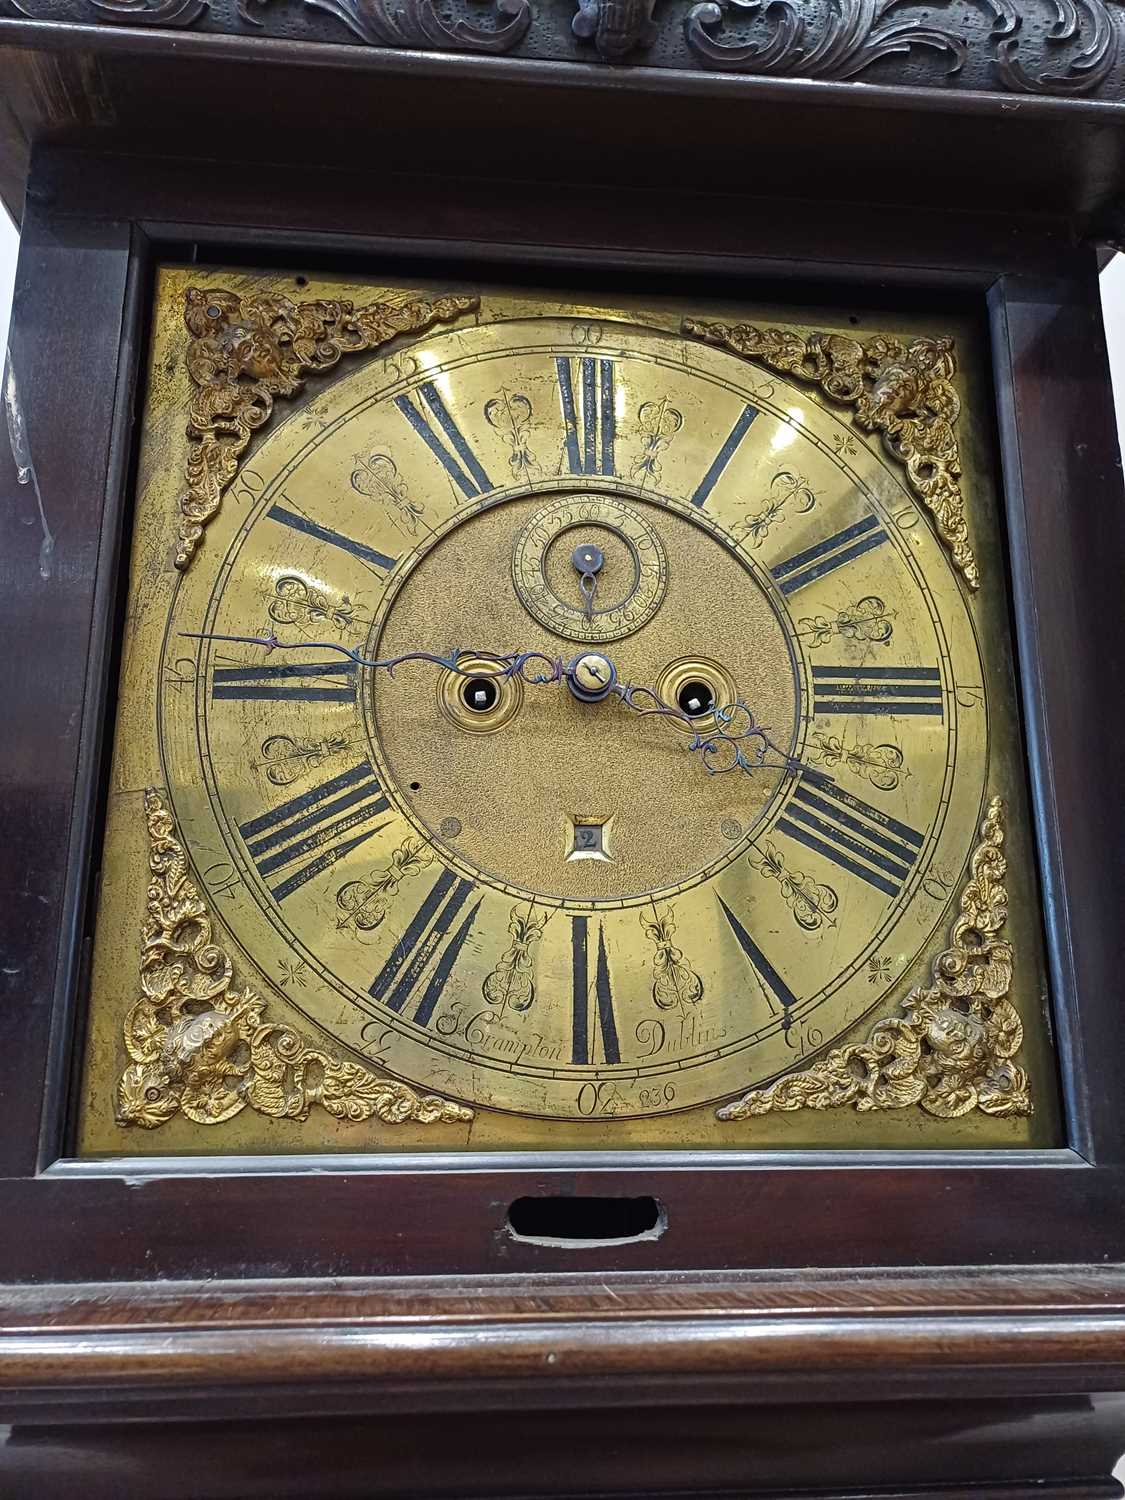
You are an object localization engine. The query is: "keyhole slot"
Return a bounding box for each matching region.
[506,1195,665,1248]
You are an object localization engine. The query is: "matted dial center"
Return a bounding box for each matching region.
[367,492,800,905]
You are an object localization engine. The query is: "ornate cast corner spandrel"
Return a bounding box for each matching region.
[116,789,473,1131]
[176,287,479,571]
[718,797,1031,1121]
[682,318,979,591]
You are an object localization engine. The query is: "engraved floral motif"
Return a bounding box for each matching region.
[641,906,704,1011]
[175,286,477,570]
[351,451,426,536]
[630,397,685,485]
[798,595,894,647]
[336,838,435,935]
[116,792,471,1129]
[485,389,539,481]
[719,798,1030,1120]
[806,733,907,793]
[682,319,979,590]
[268,575,364,635]
[749,841,839,931]
[732,468,817,547]
[482,905,549,1012]
[254,733,362,788]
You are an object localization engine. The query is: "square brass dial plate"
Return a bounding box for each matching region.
[74,266,1062,1156]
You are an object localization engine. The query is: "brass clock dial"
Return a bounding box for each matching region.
[78,269,1060,1152]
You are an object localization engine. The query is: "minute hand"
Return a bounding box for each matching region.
[182,629,799,779]
[180,631,568,686]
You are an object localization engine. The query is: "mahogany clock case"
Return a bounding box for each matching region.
[2,145,1125,1295]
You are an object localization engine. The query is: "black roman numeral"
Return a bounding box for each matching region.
[368,868,482,1025]
[775,769,924,899]
[717,895,798,1020]
[212,659,357,703]
[689,404,758,507]
[570,916,621,1065]
[395,383,494,498]
[770,513,889,595]
[555,356,616,476]
[812,665,944,718]
[238,760,390,902]
[266,502,398,576]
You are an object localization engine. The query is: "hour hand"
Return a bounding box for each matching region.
[611,676,800,779]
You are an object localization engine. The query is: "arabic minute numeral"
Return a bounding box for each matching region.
[638,1084,676,1109]
[576,1081,628,1116]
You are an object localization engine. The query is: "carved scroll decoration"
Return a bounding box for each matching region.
[683,317,979,591]
[175,286,478,571]
[116,790,473,1131]
[292,0,531,50]
[684,0,968,78]
[682,0,1122,92]
[984,0,1120,93]
[71,0,532,46]
[718,797,1031,1121]
[85,0,210,23]
[3,0,1121,89]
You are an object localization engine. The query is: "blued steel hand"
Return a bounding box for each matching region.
[611,680,799,777]
[181,630,800,777]
[180,631,568,685]
[571,542,604,624]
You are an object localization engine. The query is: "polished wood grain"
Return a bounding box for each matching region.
[990,271,1125,1163]
[2,1271,1125,1492]
[4,1267,1125,1417]
[0,203,134,1178]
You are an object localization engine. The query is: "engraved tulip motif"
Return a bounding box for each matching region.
[641,906,704,1012]
[336,839,435,935]
[482,906,549,1013]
